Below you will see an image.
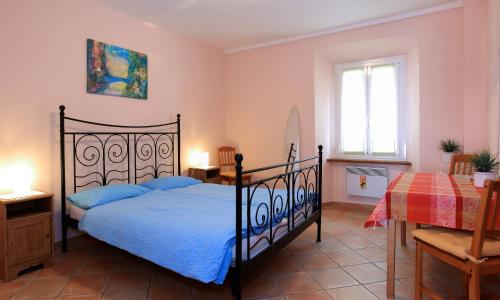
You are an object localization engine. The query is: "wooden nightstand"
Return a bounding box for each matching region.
[0,192,54,281]
[188,166,221,184]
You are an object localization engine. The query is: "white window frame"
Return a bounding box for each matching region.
[333,55,407,160]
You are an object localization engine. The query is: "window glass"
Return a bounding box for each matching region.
[336,57,404,158]
[340,68,366,153]
[369,64,398,155]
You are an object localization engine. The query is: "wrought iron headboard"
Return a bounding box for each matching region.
[59,105,181,251]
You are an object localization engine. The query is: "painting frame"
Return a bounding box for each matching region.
[86,39,148,100]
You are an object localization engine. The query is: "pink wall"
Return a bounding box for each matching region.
[225,8,471,203]
[488,0,500,156]
[0,0,226,239]
[464,0,489,152]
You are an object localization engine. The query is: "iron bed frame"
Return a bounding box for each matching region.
[58,105,323,300]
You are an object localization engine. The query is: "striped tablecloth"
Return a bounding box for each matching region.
[364,172,500,230]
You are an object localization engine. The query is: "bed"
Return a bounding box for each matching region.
[58,105,323,299]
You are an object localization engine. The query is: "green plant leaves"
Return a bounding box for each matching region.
[471,149,500,173]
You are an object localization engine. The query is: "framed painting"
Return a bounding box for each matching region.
[87,39,148,99]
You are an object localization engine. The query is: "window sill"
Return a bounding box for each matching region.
[326,157,412,166]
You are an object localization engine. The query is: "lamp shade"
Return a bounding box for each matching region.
[189,151,210,168]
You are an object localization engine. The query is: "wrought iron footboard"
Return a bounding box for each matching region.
[231,145,323,299]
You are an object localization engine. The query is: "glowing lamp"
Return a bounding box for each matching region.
[0,162,37,198]
[189,151,210,168]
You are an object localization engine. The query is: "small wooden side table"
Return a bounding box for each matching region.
[188,166,221,184]
[0,192,54,281]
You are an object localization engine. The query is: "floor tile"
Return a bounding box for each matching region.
[150,269,185,287]
[316,238,349,252]
[324,226,352,239]
[336,235,375,249]
[355,246,388,262]
[106,271,151,291]
[267,256,304,274]
[12,276,69,300]
[118,258,153,272]
[272,271,322,294]
[364,280,414,300]
[90,245,126,258]
[0,280,30,299]
[148,284,192,300]
[60,274,111,295]
[54,249,92,262]
[309,267,358,289]
[325,250,369,266]
[102,289,148,300]
[37,260,85,278]
[78,258,121,275]
[242,274,282,299]
[285,240,321,255]
[57,294,103,300]
[293,253,338,270]
[192,282,234,300]
[375,259,414,279]
[284,290,331,300]
[326,285,378,300]
[399,275,461,298]
[343,263,387,284]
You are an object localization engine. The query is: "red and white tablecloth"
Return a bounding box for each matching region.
[364,172,500,230]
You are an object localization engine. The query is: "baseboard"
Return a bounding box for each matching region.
[325,201,375,212]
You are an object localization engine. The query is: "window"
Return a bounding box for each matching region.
[335,56,406,159]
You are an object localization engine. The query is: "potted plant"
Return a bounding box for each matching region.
[471,149,499,187]
[440,139,461,163]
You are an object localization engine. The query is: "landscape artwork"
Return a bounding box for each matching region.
[87,39,148,99]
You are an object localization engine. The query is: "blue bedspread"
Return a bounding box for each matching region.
[79,183,290,284]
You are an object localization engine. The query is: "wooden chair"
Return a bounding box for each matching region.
[449,154,473,176]
[218,146,252,185]
[412,179,500,300]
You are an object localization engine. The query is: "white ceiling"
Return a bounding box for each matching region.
[96,0,460,51]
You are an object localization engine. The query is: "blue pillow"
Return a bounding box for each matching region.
[140,176,202,190]
[67,184,151,209]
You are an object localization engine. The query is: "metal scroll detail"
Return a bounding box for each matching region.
[63,112,180,193]
[244,162,319,261]
[73,133,130,191]
[134,133,175,182]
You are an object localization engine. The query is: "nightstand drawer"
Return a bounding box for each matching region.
[7,212,52,267]
[189,167,221,183]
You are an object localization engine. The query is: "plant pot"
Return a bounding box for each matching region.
[442,152,453,163]
[473,172,497,188]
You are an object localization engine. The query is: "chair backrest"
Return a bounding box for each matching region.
[470,179,500,259]
[285,143,297,174]
[218,146,237,170]
[448,154,473,176]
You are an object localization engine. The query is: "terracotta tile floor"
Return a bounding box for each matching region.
[1,206,500,300]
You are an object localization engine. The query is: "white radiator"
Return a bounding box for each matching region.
[346,166,388,198]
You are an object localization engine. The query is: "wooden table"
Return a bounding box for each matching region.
[364,173,499,296]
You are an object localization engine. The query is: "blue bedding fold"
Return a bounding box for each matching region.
[79,183,292,284]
